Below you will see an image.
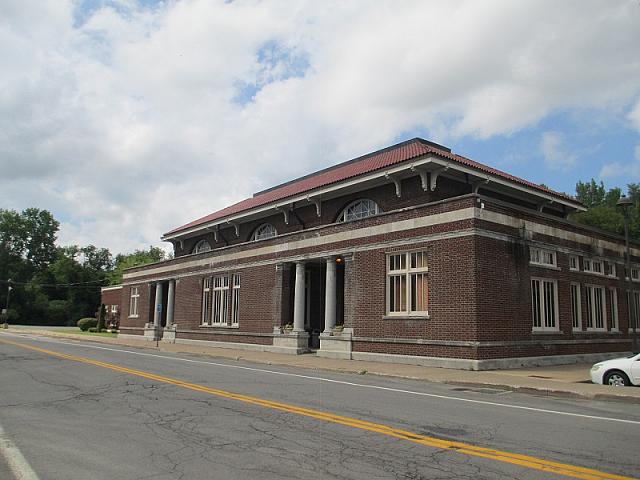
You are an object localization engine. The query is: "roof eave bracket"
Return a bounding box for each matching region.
[385,172,402,198]
[226,221,239,237]
[306,196,322,217]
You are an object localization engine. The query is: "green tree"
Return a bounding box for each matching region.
[571,180,640,241]
[0,208,60,320]
[108,246,166,285]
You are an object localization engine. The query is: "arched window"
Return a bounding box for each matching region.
[252,223,277,241]
[339,199,380,222]
[193,239,212,254]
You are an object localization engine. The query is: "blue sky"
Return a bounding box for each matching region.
[1,0,639,253]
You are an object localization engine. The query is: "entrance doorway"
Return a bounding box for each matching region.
[300,260,345,349]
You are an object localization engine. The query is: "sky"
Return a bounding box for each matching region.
[1,0,639,255]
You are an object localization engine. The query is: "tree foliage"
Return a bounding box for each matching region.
[0,208,167,325]
[570,180,640,240]
[107,247,167,285]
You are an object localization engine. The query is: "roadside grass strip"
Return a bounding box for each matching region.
[0,337,635,480]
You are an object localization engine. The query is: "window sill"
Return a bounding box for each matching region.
[586,329,607,333]
[531,330,561,334]
[200,324,239,329]
[128,315,139,319]
[529,263,560,271]
[384,315,430,321]
[582,271,606,277]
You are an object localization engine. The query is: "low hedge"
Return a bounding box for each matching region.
[77,317,98,331]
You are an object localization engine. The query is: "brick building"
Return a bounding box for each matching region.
[109,138,639,369]
[100,285,122,329]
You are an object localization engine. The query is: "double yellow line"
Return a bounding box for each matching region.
[0,337,635,480]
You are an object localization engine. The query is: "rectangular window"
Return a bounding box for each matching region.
[569,256,579,271]
[608,288,618,331]
[387,251,428,316]
[591,260,603,274]
[111,305,118,314]
[201,277,212,325]
[129,287,139,317]
[632,268,640,281]
[212,275,229,325]
[570,283,582,331]
[231,274,240,326]
[585,285,606,331]
[604,262,616,278]
[531,278,558,331]
[627,290,640,332]
[529,247,556,267]
[583,259,592,272]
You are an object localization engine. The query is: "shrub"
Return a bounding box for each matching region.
[88,327,98,333]
[77,317,97,331]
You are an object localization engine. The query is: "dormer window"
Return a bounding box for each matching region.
[339,199,380,222]
[193,240,212,254]
[252,223,277,241]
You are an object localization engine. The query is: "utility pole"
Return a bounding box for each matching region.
[617,196,638,353]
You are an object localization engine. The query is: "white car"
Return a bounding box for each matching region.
[590,353,640,386]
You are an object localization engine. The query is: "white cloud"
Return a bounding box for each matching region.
[629,99,640,132]
[540,131,578,171]
[1,0,640,254]
[599,144,640,180]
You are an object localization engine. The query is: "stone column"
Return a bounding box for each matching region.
[293,261,306,332]
[153,282,163,327]
[323,257,337,333]
[166,280,175,328]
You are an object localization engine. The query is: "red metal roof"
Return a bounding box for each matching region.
[164,138,579,237]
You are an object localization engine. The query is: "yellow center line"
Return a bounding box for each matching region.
[0,337,635,480]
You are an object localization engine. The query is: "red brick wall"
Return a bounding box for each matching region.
[119,283,150,335]
[122,185,636,360]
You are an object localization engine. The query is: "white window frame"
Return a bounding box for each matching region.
[529,247,557,268]
[570,282,582,331]
[585,285,606,331]
[627,290,640,333]
[531,278,559,332]
[193,239,212,254]
[212,275,229,326]
[252,223,277,241]
[201,277,212,325]
[604,262,617,278]
[111,305,118,314]
[386,251,429,317]
[583,258,604,275]
[339,199,380,223]
[569,255,579,271]
[129,287,139,318]
[231,274,240,326]
[632,268,640,282]
[608,287,618,332]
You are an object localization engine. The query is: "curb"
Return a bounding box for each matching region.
[3,329,640,404]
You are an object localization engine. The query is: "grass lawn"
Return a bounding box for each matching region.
[72,331,118,338]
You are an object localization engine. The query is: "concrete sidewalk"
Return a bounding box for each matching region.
[3,326,640,404]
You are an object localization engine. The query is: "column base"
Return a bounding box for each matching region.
[272,331,310,354]
[143,323,160,341]
[318,328,353,359]
[161,324,177,343]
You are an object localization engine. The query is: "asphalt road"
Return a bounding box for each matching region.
[0,332,638,480]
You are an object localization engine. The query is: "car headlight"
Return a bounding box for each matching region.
[591,364,602,372]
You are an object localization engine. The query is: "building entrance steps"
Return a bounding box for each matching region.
[3,326,640,404]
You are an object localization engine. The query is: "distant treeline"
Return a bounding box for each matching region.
[0,208,167,326]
